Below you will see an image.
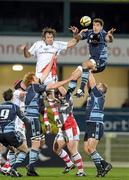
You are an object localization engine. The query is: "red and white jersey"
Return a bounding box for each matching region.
[58,97,78,131]
[28,40,68,74]
[56,97,80,141]
[13,89,26,138]
[13,89,25,111]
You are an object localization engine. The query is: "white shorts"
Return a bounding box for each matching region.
[35,71,58,85]
[77,65,83,72]
[55,127,80,142]
[90,59,97,66]
[15,117,26,139]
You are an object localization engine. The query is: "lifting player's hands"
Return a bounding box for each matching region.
[79,28,88,34]
[20,44,30,53]
[20,44,27,51]
[69,26,79,35]
[108,28,116,35]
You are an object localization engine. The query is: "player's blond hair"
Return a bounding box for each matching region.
[23,72,35,87]
[42,27,56,38]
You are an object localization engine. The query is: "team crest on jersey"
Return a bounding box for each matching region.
[90,34,93,38]
[92,133,95,137]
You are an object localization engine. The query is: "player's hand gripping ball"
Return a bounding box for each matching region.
[80,16,91,27]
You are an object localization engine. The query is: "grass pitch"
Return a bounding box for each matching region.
[0,167,129,180]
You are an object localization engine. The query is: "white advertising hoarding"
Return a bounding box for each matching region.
[0,36,129,65]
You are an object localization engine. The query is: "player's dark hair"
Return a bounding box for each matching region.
[3,89,13,101]
[93,18,104,27]
[42,27,56,38]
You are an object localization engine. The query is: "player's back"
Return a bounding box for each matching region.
[0,101,18,133]
[25,83,46,116]
[85,86,105,123]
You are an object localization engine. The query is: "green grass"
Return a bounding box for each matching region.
[0,167,129,180]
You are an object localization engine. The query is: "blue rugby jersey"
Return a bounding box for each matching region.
[81,29,108,64]
[24,83,46,117]
[0,101,29,133]
[85,86,105,124]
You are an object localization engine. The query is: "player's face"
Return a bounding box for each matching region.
[44,33,54,45]
[93,22,103,33]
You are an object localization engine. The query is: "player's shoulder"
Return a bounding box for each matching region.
[84,29,93,37]
[32,40,45,48]
[13,89,21,95]
[53,40,64,45]
[88,29,93,33]
[101,29,107,35]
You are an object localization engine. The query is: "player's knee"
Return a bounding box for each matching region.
[53,142,59,154]
[31,137,41,149]
[22,148,28,154]
[84,145,89,154]
[82,61,89,68]
[40,139,45,149]
[82,59,96,70]
[67,142,74,153]
[17,143,28,154]
[87,146,95,154]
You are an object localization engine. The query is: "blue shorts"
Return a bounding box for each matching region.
[90,58,107,73]
[0,131,23,148]
[84,122,104,141]
[27,116,42,138]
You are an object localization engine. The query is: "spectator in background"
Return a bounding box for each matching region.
[121,98,129,108]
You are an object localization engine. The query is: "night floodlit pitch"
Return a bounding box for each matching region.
[0,167,129,180]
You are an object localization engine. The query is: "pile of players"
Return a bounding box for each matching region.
[0,18,115,177]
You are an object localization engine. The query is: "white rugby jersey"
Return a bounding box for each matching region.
[13,89,25,111]
[28,40,68,73]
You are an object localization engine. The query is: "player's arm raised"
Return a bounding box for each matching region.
[105,28,116,43]
[21,44,32,58]
[46,74,74,90]
[88,72,96,89]
[67,26,81,48]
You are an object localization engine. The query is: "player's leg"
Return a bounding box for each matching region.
[12,142,28,170]
[1,148,14,174]
[66,127,85,176]
[26,117,41,176]
[53,132,75,173]
[75,59,96,97]
[84,122,112,177]
[0,143,3,170]
[6,150,15,169]
[37,71,60,125]
[0,143,12,175]
[66,66,82,100]
[5,117,27,175]
[4,132,28,177]
[47,92,60,123]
